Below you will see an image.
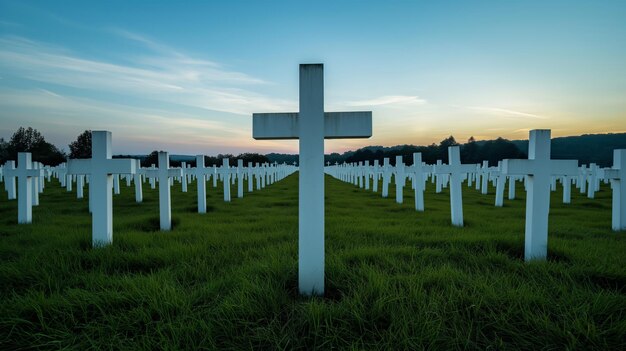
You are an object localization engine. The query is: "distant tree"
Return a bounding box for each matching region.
[439,136,459,148]
[142,150,161,167]
[236,153,270,165]
[8,127,45,152]
[6,127,66,165]
[324,152,342,165]
[69,130,92,159]
[265,153,298,165]
[461,136,479,163]
[438,136,459,162]
[478,137,526,166]
[0,137,8,163]
[204,155,219,166]
[346,148,375,163]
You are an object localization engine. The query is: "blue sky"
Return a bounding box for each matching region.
[1,0,625,155]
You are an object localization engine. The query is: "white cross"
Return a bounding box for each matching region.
[381,158,391,198]
[31,162,41,207]
[394,156,406,204]
[247,162,254,192]
[502,129,578,261]
[434,146,475,227]
[218,158,232,202]
[67,131,136,246]
[480,161,489,194]
[605,149,626,231]
[4,153,42,223]
[364,160,370,190]
[144,152,182,231]
[255,162,261,190]
[192,155,212,213]
[4,161,17,200]
[587,164,597,198]
[181,161,188,192]
[372,160,380,192]
[133,160,143,203]
[508,176,518,200]
[578,165,587,194]
[148,164,157,189]
[494,163,506,207]
[435,160,443,193]
[552,165,576,204]
[237,159,244,198]
[77,174,85,199]
[252,64,372,296]
[411,153,425,211]
[57,164,67,188]
[113,173,120,195]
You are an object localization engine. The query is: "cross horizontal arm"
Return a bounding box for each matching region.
[550,160,578,176]
[252,111,372,140]
[434,164,475,175]
[459,164,477,174]
[324,112,372,139]
[168,169,183,177]
[67,159,93,175]
[191,167,212,176]
[433,164,451,174]
[143,169,158,178]
[502,159,533,176]
[106,159,136,175]
[604,169,621,179]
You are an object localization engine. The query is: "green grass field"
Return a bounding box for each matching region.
[1,174,624,350]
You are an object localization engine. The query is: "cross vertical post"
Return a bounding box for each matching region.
[252,64,372,296]
[606,150,626,231]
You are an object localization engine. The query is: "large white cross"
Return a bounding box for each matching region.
[67,131,136,246]
[252,64,372,296]
[502,129,578,261]
[144,152,182,231]
[5,153,42,223]
[435,146,475,227]
[605,149,626,231]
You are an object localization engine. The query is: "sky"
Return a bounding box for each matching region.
[0,0,625,155]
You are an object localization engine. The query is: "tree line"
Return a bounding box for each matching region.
[0,127,66,165]
[2,127,624,168]
[330,136,526,166]
[0,128,269,167]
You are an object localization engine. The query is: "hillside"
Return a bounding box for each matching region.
[265,132,626,167]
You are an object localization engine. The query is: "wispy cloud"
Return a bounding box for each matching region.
[467,106,548,119]
[0,20,23,28]
[0,87,258,151]
[0,88,246,133]
[346,95,427,107]
[0,34,293,116]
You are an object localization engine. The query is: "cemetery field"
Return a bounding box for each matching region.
[0,175,624,350]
